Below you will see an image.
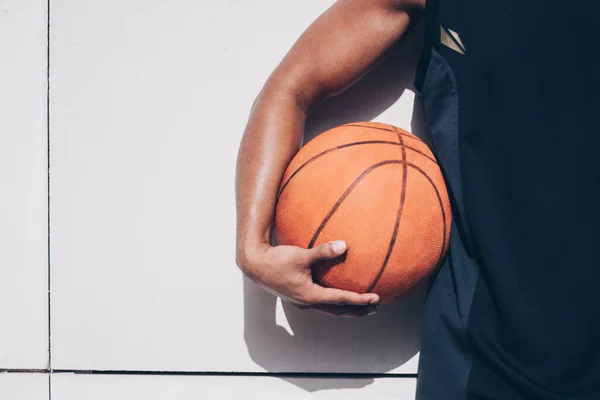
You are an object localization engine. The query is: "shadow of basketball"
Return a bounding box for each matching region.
[243,23,428,392]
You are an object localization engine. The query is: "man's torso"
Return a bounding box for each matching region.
[415,1,600,398]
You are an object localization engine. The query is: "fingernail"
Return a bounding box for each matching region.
[368,295,380,304]
[331,240,347,255]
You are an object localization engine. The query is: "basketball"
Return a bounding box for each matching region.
[274,122,452,303]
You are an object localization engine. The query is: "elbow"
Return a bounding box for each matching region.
[254,72,318,116]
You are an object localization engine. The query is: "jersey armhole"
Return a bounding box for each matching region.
[414,0,439,92]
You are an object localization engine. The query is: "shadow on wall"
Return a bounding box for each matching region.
[244,23,428,392]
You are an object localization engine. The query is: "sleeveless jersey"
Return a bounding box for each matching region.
[414,0,600,399]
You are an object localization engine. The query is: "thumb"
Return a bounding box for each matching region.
[307,240,347,263]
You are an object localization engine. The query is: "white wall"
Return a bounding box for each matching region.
[1,1,427,398]
[0,374,49,400]
[0,0,48,370]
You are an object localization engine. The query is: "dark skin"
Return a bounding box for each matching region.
[236,0,426,317]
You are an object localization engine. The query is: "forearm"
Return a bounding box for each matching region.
[235,84,306,264]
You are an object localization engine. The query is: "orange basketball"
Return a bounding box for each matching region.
[274,122,452,303]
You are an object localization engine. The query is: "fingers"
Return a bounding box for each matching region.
[305,284,380,306]
[292,240,381,315]
[307,240,348,263]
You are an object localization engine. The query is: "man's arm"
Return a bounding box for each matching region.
[236,0,424,316]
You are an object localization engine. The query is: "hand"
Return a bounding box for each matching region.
[237,240,380,317]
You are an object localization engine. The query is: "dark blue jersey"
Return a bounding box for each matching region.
[415,1,600,399]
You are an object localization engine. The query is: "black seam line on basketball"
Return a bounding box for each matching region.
[306,159,447,279]
[277,141,437,200]
[442,26,466,54]
[278,141,396,199]
[307,160,404,249]
[366,128,409,292]
[368,162,448,290]
[344,124,423,142]
[390,124,447,278]
[408,163,448,271]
